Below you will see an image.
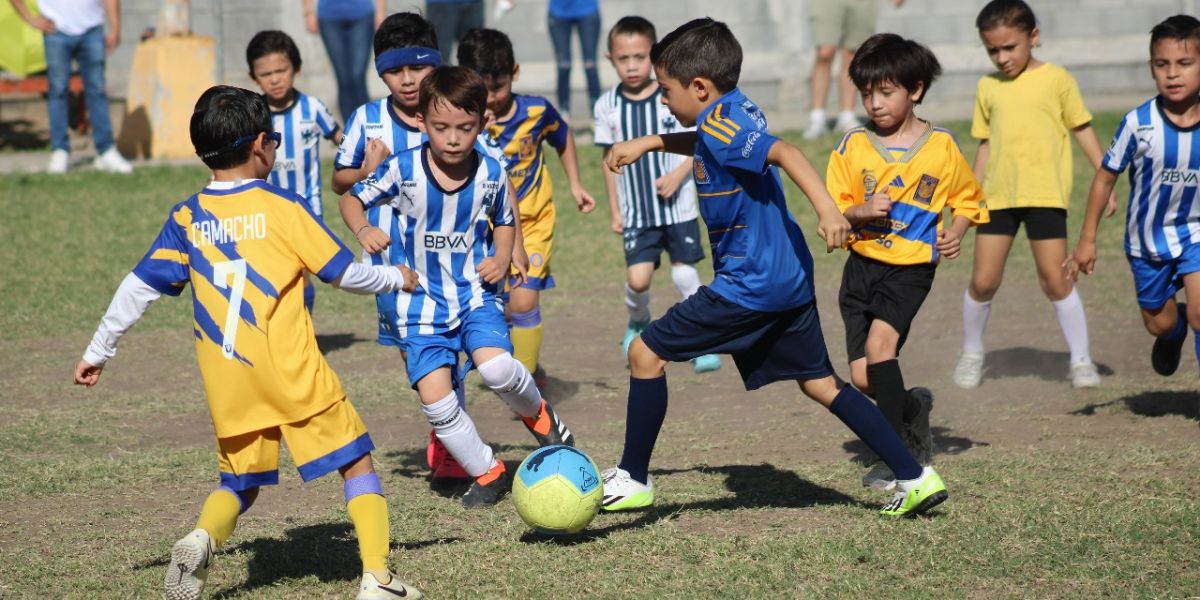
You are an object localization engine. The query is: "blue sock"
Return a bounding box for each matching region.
[618,376,668,484]
[828,385,922,481]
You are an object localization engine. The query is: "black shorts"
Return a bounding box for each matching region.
[839,252,936,362]
[640,286,834,390]
[623,220,705,268]
[976,207,1067,240]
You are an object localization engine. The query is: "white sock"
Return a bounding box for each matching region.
[476,353,541,418]
[625,283,650,324]
[962,290,991,355]
[671,263,701,299]
[1052,288,1091,365]
[809,109,826,126]
[421,391,495,477]
[837,110,856,122]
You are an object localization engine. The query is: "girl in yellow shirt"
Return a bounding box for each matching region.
[955,0,1116,389]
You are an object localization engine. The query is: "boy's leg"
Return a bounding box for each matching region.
[624,262,654,358]
[619,338,671,484]
[1131,255,1190,375]
[340,454,390,576]
[416,368,497,478]
[958,230,1016,387]
[800,376,921,482]
[510,288,544,378]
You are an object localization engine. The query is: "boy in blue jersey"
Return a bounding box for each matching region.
[458,27,597,388]
[1068,15,1200,377]
[73,86,422,600]
[247,30,341,313]
[831,34,988,490]
[340,66,574,507]
[601,18,948,517]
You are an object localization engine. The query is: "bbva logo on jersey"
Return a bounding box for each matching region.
[424,232,470,252]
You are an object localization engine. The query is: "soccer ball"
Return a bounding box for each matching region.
[512,444,602,535]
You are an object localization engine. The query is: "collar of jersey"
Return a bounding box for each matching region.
[697,87,745,125]
[421,143,480,196]
[386,100,421,132]
[204,179,266,195]
[1155,95,1200,133]
[269,89,302,115]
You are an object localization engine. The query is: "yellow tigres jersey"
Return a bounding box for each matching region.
[828,124,988,265]
[132,180,356,438]
[485,94,568,222]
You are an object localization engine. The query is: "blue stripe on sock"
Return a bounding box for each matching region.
[618,375,668,485]
[828,385,921,481]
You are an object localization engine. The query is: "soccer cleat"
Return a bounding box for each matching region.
[427,431,470,480]
[880,467,948,518]
[358,571,424,600]
[861,461,897,491]
[164,529,213,600]
[46,149,69,174]
[953,352,985,388]
[1069,360,1102,388]
[904,387,934,466]
[1151,321,1187,376]
[462,461,508,508]
[600,467,654,511]
[622,320,649,362]
[691,353,722,374]
[521,399,574,447]
[93,147,133,174]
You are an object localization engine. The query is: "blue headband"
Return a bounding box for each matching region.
[375,47,442,75]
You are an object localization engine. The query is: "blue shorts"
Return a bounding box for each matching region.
[640,286,835,390]
[623,220,705,268]
[1128,244,1200,309]
[404,303,513,389]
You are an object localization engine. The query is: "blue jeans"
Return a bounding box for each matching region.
[319,16,374,121]
[547,11,601,115]
[426,0,484,63]
[43,26,114,153]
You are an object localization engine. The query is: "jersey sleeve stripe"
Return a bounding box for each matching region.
[705,112,737,138]
[700,123,733,144]
[712,104,742,131]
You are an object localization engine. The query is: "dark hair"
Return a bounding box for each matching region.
[849,33,942,104]
[976,0,1037,34]
[651,18,741,93]
[374,12,438,57]
[418,66,488,120]
[190,86,273,170]
[245,30,301,72]
[1150,14,1200,51]
[456,28,516,78]
[608,16,656,52]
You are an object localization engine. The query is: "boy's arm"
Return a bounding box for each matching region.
[601,147,622,233]
[332,139,388,194]
[935,215,973,260]
[555,133,596,213]
[766,139,851,252]
[1065,167,1120,280]
[606,132,697,173]
[477,225,515,285]
[332,262,418,294]
[338,191,392,254]
[1073,123,1118,217]
[74,273,163,386]
[655,157,693,202]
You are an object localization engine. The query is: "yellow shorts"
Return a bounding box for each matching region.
[216,399,374,490]
[512,207,556,290]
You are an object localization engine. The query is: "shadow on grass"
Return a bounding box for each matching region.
[1071,390,1199,421]
[841,426,989,465]
[315,332,365,354]
[521,463,872,546]
[981,346,1115,383]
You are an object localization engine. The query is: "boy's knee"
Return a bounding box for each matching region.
[798,375,841,407]
[476,352,524,390]
[628,338,666,378]
[1186,303,1200,330]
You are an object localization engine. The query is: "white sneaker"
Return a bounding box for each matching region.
[600,466,654,512]
[1069,360,1101,388]
[164,529,213,600]
[861,460,897,491]
[358,571,424,600]
[802,118,829,140]
[47,149,69,174]
[835,111,861,131]
[953,352,985,388]
[93,147,133,174]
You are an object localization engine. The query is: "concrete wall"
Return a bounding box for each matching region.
[95,0,1198,129]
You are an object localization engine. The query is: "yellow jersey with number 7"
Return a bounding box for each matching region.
[132,180,356,438]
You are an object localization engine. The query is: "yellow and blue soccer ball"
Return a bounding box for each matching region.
[512,444,602,535]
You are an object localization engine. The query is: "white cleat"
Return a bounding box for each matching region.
[1069,360,1101,388]
[164,529,213,600]
[953,352,984,388]
[358,571,424,600]
[93,147,133,174]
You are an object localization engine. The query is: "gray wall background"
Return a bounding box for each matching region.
[103,0,1197,129]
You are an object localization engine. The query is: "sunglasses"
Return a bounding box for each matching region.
[198,131,282,159]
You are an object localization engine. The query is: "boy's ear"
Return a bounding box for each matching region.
[691,77,714,103]
[1029,27,1041,47]
[416,111,427,133]
[909,81,926,103]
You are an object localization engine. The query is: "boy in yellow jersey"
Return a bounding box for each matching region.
[457,27,597,385]
[828,34,987,490]
[72,86,423,600]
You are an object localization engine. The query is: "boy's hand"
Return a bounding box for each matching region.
[476,257,509,285]
[655,169,687,200]
[1104,190,1118,218]
[816,211,852,253]
[510,245,529,284]
[936,228,963,259]
[572,185,597,213]
[74,359,102,387]
[610,214,623,234]
[605,139,650,174]
[396,264,419,293]
[1063,241,1098,281]
[355,225,391,254]
[364,138,389,174]
[862,187,894,219]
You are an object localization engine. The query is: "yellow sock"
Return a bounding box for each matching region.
[511,323,543,374]
[347,493,390,574]
[195,489,241,549]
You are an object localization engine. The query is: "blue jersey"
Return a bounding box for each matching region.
[691,88,814,311]
[351,142,513,337]
[1103,96,1200,261]
[268,91,339,219]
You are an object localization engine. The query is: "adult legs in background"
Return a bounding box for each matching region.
[547,13,574,114]
[577,10,602,110]
[319,16,373,121]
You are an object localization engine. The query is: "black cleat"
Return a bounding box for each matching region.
[462,463,508,508]
[521,399,574,447]
[1151,306,1187,376]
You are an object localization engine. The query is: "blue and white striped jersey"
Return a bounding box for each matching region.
[593,85,698,228]
[1103,97,1200,261]
[267,91,339,219]
[351,141,513,337]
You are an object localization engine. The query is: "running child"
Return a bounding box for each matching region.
[955,0,1115,389]
[73,86,423,600]
[601,18,948,518]
[593,15,720,373]
[1067,15,1200,378]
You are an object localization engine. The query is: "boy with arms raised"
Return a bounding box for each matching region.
[340,66,574,507]
[458,27,597,385]
[1068,15,1200,378]
[602,18,948,517]
[593,15,720,372]
[829,33,988,489]
[73,86,422,600]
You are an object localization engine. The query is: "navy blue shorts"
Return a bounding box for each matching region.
[640,286,835,390]
[623,220,705,268]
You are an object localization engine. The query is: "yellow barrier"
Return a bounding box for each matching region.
[118,35,215,159]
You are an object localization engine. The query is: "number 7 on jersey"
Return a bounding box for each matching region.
[212,259,247,360]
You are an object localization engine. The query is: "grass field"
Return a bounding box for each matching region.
[1,112,1198,599]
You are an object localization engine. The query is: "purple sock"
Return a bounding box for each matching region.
[828,385,922,481]
[617,376,668,485]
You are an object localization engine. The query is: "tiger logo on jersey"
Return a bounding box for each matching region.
[914,174,939,205]
[694,157,710,184]
[862,170,878,196]
[519,135,536,159]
